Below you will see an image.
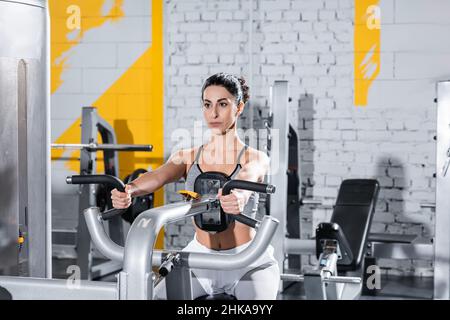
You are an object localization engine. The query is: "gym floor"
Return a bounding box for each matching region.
[279,277,433,300]
[52,257,433,300]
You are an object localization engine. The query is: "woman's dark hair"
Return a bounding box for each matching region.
[201,73,250,105]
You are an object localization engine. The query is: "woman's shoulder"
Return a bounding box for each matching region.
[241,145,270,166]
[169,146,202,165]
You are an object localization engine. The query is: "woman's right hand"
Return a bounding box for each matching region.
[111,184,133,209]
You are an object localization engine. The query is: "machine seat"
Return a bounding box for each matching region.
[316,179,379,271]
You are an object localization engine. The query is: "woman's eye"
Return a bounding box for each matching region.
[220,103,228,107]
[203,103,211,108]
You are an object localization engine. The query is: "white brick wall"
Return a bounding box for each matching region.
[163,0,450,277]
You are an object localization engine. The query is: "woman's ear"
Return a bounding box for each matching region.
[236,101,245,116]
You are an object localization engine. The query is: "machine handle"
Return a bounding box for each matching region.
[222,180,276,196]
[66,174,127,220]
[233,214,259,229]
[101,208,127,220]
[221,180,276,229]
[66,174,126,192]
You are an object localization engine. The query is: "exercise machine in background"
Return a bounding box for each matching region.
[265,80,450,299]
[52,107,154,280]
[0,0,51,279]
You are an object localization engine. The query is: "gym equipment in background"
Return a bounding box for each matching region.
[266,80,450,299]
[282,179,380,299]
[51,107,153,280]
[0,0,51,278]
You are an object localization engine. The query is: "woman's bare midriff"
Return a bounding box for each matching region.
[194,222,255,250]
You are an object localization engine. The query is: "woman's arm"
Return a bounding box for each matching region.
[235,150,270,183]
[111,149,189,209]
[127,150,188,197]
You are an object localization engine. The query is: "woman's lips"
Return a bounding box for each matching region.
[209,122,222,127]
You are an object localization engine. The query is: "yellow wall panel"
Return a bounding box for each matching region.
[51,0,165,249]
[354,0,381,106]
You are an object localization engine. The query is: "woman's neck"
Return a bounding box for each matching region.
[207,126,242,152]
[201,126,244,166]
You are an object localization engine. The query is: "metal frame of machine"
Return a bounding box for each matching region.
[0,178,279,300]
[0,0,51,279]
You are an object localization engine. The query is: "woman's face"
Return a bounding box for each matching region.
[202,85,243,135]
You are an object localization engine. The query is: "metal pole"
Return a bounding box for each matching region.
[247,0,253,130]
[51,143,153,151]
[268,81,290,289]
[434,81,450,299]
[44,0,52,279]
[280,273,361,284]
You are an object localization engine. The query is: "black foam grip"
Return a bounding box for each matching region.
[222,180,275,196]
[67,174,126,192]
[102,208,127,220]
[234,214,258,228]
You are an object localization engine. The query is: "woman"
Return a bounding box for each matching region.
[111,73,279,299]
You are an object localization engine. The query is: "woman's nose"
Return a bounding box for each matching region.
[211,106,219,118]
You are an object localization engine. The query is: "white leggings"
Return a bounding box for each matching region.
[154,236,280,300]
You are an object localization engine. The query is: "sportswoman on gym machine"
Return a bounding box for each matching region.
[111,73,280,299]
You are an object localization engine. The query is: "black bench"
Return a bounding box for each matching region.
[316,179,380,272]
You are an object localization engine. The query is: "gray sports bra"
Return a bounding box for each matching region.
[185,145,259,219]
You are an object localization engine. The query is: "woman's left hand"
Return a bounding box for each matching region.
[218,189,249,215]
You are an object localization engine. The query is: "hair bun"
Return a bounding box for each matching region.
[238,77,250,104]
